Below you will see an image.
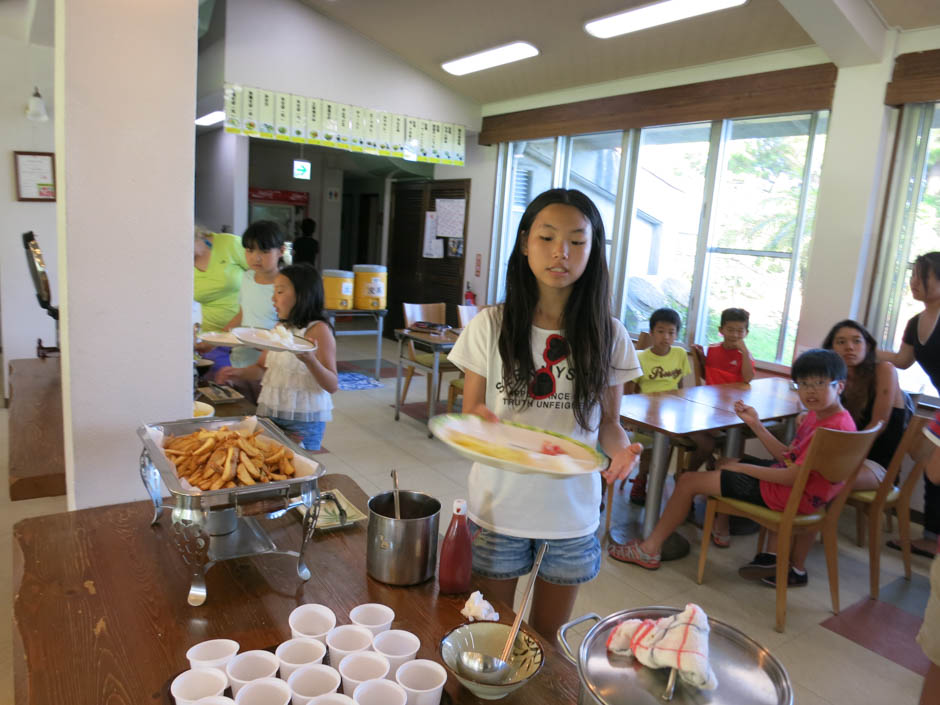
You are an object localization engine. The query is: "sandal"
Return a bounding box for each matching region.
[711,531,730,549]
[886,539,936,559]
[608,539,661,570]
[630,475,647,506]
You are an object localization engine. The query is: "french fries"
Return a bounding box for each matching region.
[162,426,300,491]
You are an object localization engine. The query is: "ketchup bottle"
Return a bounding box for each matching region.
[438,499,472,594]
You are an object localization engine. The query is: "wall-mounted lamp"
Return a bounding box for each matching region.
[26,87,49,122]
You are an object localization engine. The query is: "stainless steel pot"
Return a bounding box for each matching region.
[558,607,793,705]
[366,490,440,586]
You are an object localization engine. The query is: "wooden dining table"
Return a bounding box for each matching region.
[13,474,582,704]
[618,378,803,555]
[393,328,460,436]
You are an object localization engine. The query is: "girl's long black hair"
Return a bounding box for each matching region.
[499,188,613,430]
[278,264,332,332]
[822,319,877,425]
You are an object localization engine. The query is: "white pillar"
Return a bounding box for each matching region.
[56,0,196,509]
[794,38,897,355]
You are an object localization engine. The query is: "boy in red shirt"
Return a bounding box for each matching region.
[696,308,755,384]
[609,349,855,589]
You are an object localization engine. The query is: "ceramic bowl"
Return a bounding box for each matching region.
[439,622,543,700]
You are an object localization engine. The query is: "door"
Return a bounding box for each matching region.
[387,179,470,334]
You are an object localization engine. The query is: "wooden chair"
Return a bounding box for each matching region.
[846,416,934,599]
[446,305,480,413]
[696,423,882,632]
[400,303,459,409]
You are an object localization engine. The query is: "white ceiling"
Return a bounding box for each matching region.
[300,0,940,105]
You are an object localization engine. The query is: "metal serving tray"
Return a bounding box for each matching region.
[137,415,325,513]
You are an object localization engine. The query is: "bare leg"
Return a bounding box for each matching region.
[529,580,579,638]
[764,531,814,571]
[640,470,723,555]
[475,575,518,614]
[920,663,940,705]
[853,460,886,492]
[684,431,717,474]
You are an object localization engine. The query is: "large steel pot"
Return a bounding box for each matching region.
[367,490,440,585]
[557,607,792,705]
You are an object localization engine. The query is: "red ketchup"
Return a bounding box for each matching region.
[438,499,472,594]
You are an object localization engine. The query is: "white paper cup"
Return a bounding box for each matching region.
[395,660,446,705]
[194,698,235,704]
[170,668,228,705]
[225,649,279,696]
[308,695,356,705]
[338,651,390,695]
[325,625,373,665]
[287,663,342,705]
[276,637,326,680]
[353,678,408,705]
[371,630,420,678]
[186,639,240,686]
[290,604,338,643]
[349,603,395,635]
[234,676,291,705]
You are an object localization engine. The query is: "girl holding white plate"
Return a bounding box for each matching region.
[448,188,643,637]
[218,264,337,450]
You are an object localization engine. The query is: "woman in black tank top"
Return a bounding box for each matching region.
[823,320,912,490]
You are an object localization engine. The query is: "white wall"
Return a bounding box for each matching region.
[0,37,57,396]
[224,0,480,130]
[195,129,249,233]
[57,0,196,509]
[436,138,498,302]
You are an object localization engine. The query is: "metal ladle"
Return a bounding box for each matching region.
[391,469,400,519]
[457,543,548,684]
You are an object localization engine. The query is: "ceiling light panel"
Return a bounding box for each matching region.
[585,0,748,39]
[441,41,539,76]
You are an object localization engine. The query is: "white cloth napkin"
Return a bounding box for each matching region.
[461,591,499,622]
[606,603,718,691]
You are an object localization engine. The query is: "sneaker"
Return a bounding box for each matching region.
[608,539,661,570]
[738,553,777,580]
[761,567,808,588]
[630,476,647,506]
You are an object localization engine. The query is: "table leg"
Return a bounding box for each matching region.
[373,314,382,380]
[724,427,743,457]
[643,432,671,537]
[428,349,440,437]
[394,336,404,421]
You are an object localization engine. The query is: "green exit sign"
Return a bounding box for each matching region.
[293,160,311,180]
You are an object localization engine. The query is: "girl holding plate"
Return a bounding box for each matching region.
[448,189,643,637]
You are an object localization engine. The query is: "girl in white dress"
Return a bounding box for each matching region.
[219,264,337,450]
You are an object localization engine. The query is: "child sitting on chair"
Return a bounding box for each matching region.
[626,308,715,505]
[609,349,855,588]
[694,308,755,385]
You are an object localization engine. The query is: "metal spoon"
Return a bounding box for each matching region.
[457,543,548,684]
[391,469,401,519]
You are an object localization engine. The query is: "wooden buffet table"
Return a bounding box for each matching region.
[13,474,581,704]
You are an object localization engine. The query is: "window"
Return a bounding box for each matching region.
[491,113,828,365]
[869,102,940,397]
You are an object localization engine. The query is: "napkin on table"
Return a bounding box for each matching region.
[606,603,718,691]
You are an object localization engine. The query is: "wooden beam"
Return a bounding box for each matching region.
[885,50,940,106]
[479,64,837,145]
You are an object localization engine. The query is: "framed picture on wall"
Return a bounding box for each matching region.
[14,151,56,201]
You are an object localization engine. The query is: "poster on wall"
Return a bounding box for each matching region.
[435,198,466,239]
[14,151,56,201]
[291,95,307,142]
[422,211,444,258]
[259,90,275,139]
[224,84,243,133]
[243,86,260,136]
[222,83,466,166]
[275,93,291,140]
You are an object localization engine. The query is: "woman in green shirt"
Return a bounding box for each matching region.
[194,227,248,377]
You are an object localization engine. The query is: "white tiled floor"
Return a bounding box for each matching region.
[0,333,931,703]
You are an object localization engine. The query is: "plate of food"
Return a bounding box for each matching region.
[233,325,317,353]
[429,414,607,475]
[198,331,240,347]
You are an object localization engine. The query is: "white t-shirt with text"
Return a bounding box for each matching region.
[447,306,641,539]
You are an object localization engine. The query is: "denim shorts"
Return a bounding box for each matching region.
[270,417,326,451]
[468,520,601,586]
